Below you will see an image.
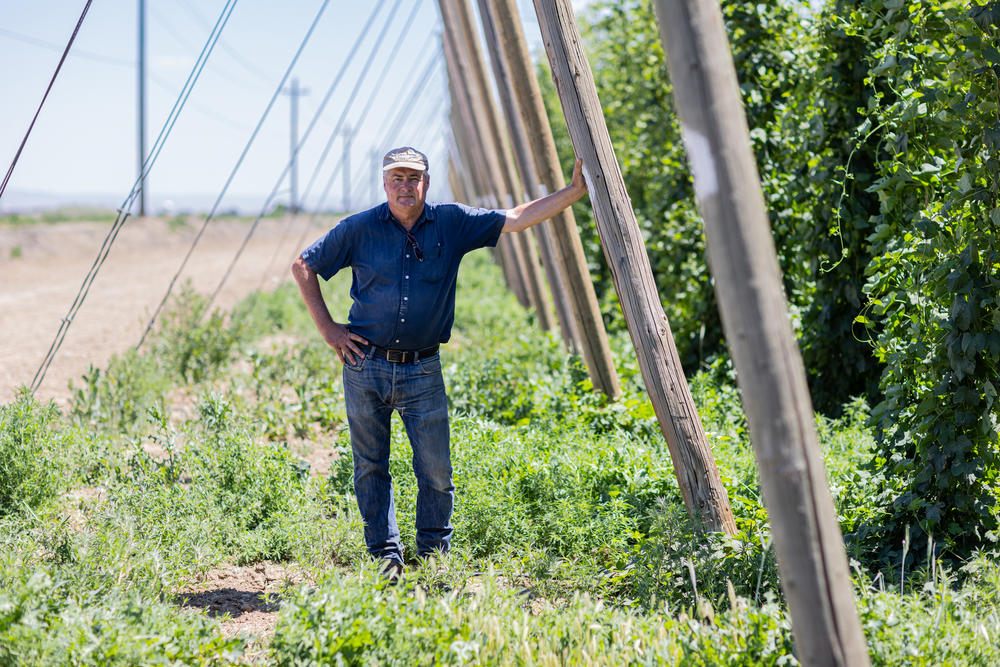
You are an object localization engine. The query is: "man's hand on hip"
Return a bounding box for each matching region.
[322,322,368,365]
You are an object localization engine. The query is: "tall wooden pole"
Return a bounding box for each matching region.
[476,0,581,351]
[443,0,555,331]
[443,34,528,304]
[533,0,735,534]
[487,0,620,397]
[652,1,870,664]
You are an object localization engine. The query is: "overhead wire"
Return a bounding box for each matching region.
[1,25,250,131]
[344,71,446,214]
[289,49,442,258]
[259,2,426,284]
[29,0,239,394]
[0,0,93,204]
[381,56,445,148]
[0,26,130,67]
[148,3,262,91]
[202,0,394,314]
[135,0,334,350]
[175,0,276,84]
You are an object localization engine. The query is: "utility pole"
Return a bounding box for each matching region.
[137,0,146,216]
[533,0,736,534]
[651,1,870,664]
[342,125,354,212]
[282,77,309,213]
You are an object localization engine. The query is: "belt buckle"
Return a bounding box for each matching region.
[386,349,407,363]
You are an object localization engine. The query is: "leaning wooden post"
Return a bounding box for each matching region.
[475,0,579,349]
[533,0,735,533]
[446,0,555,332]
[447,153,471,207]
[652,1,870,664]
[443,28,530,307]
[488,0,621,398]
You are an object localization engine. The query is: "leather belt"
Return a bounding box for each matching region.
[370,344,439,363]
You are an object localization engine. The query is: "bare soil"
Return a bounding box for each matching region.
[176,561,313,661]
[0,214,332,407]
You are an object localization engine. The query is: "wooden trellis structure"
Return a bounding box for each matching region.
[441,0,872,664]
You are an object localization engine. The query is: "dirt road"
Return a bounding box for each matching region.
[0,214,334,406]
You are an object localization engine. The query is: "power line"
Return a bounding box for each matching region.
[258,8,428,284]
[30,0,239,394]
[148,72,251,132]
[298,3,423,212]
[0,26,130,67]
[148,3,263,92]
[202,0,395,314]
[2,24,251,133]
[0,0,94,204]
[175,0,276,84]
[290,49,442,258]
[136,0,334,350]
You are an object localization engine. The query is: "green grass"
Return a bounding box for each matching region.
[1,249,998,664]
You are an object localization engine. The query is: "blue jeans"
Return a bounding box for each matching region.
[342,349,452,563]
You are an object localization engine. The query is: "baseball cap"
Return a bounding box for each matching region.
[382,146,429,172]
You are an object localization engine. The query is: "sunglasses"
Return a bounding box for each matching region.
[404,229,424,262]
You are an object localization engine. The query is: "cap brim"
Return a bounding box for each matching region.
[382,160,427,171]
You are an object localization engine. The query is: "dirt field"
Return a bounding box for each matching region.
[0,214,333,407]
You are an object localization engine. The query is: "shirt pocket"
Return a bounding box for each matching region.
[418,240,448,283]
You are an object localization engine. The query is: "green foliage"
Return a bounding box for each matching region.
[0,569,244,665]
[271,571,796,666]
[69,352,168,435]
[773,0,888,413]
[9,186,1000,661]
[151,285,245,385]
[0,390,68,517]
[539,0,1000,558]
[543,0,810,375]
[108,395,342,566]
[840,0,1000,558]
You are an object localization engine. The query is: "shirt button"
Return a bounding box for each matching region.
[395,339,400,343]
[404,297,408,301]
[406,254,410,258]
[401,318,405,322]
[405,275,409,279]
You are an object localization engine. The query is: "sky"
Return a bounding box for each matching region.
[1,0,590,215]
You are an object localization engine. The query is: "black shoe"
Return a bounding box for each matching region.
[380,558,403,584]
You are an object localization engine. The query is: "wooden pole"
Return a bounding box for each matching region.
[444,0,555,331]
[476,0,581,352]
[447,153,471,205]
[487,0,619,398]
[533,0,735,534]
[443,30,530,306]
[651,1,870,664]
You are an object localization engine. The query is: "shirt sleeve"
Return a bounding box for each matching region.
[300,218,354,280]
[448,203,507,254]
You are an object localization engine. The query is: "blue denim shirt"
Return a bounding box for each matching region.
[301,201,506,349]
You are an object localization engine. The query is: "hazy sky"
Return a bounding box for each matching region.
[1,0,589,214]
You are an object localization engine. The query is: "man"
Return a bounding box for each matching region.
[291,146,586,579]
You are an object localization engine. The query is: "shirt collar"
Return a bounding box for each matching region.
[378,201,436,228]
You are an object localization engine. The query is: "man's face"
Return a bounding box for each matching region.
[383,167,428,220]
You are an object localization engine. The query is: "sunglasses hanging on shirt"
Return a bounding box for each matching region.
[404,229,424,262]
